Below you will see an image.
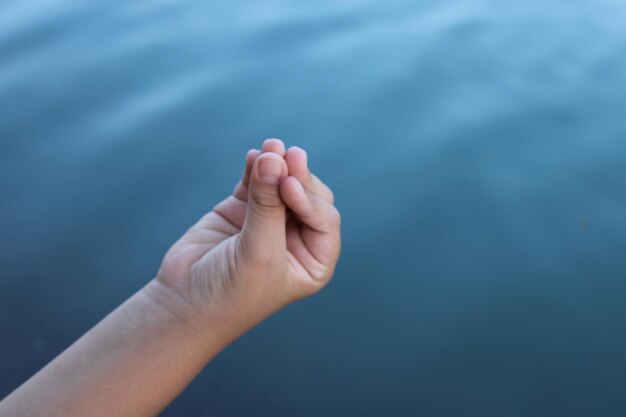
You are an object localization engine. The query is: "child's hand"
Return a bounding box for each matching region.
[0,139,341,417]
[151,139,341,335]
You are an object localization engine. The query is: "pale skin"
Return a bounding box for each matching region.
[0,139,341,417]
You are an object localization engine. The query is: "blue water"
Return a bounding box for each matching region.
[1,0,626,415]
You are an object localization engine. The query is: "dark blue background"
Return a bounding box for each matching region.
[1,0,626,415]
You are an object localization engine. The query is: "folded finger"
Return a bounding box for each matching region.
[286,147,334,204]
[310,174,334,204]
[262,138,286,157]
[233,149,261,201]
[279,176,340,234]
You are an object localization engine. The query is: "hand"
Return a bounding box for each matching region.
[0,139,341,417]
[150,139,341,335]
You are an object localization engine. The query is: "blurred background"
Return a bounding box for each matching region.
[1,0,626,415]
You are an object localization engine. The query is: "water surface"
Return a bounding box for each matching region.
[1,0,626,415]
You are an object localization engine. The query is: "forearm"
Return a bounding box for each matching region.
[0,279,231,417]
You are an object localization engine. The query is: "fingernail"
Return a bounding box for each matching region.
[258,159,282,185]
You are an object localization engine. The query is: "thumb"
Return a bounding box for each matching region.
[239,152,288,261]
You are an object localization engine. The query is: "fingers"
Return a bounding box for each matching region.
[286,224,329,280]
[242,149,262,189]
[232,149,262,201]
[218,141,336,233]
[234,143,334,206]
[216,149,260,230]
[213,196,247,230]
[239,152,289,261]
[310,174,334,204]
[282,177,341,272]
[285,146,311,186]
[232,139,285,201]
[262,138,286,157]
[279,176,341,234]
[286,147,334,204]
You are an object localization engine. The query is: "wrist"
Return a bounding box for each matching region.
[137,278,263,352]
[138,279,204,327]
[127,280,228,357]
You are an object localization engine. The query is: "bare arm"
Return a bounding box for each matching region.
[0,139,341,417]
[0,282,233,416]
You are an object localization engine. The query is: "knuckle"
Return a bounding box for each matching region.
[329,206,342,228]
[326,188,335,204]
[232,180,245,197]
[251,189,281,207]
[250,198,284,219]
